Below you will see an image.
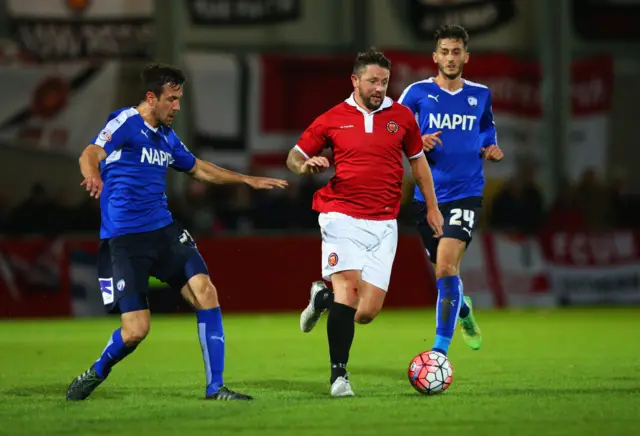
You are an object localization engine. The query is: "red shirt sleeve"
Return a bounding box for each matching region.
[402,108,424,160]
[295,115,327,159]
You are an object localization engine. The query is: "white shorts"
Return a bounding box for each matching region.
[319,212,398,292]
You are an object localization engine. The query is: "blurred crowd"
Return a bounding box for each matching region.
[1,165,639,237]
[0,175,324,236]
[485,165,640,234]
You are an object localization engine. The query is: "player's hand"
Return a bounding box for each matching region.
[481,144,503,161]
[422,131,443,152]
[426,206,444,239]
[245,176,289,190]
[301,156,331,175]
[80,174,104,199]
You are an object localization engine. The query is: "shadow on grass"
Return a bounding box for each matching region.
[6,378,636,402]
[1,383,196,400]
[234,379,328,398]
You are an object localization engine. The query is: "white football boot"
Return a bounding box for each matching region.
[300,281,330,333]
[330,374,355,397]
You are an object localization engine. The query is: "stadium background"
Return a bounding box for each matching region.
[0,0,638,317]
[0,0,640,316]
[1,2,639,435]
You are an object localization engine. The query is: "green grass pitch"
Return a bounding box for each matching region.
[1,308,639,435]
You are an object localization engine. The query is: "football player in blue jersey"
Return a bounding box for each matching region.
[66,63,288,401]
[398,25,504,356]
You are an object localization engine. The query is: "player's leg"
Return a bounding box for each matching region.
[67,240,151,400]
[300,212,359,333]
[356,218,397,324]
[156,223,251,400]
[432,237,467,355]
[327,269,360,397]
[432,197,483,354]
[431,250,481,352]
[314,213,371,396]
[94,306,150,377]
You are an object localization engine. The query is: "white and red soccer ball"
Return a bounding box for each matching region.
[408,350,454,395]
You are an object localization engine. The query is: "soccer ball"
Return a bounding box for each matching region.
[408,350,454,395]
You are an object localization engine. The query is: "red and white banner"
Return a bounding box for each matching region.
[3,231,640,318]
[539,231,640,304]
[0,232,553,318]
[459,233,553,309]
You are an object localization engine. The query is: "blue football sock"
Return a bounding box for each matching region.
[458,279,471,318]
[94,328,137,379]
[197,307,225,396]
[432,276,464,355]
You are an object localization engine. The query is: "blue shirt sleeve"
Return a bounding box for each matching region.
[398,83,421,115]
[480,91,498,147]
[169,132,197,172]
[91,112,130,156]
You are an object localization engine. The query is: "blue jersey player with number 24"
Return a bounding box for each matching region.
[66,63,288,401]
[398,25,504,357]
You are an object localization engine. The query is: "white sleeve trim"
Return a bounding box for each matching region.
[94,108,138,148]
[294,144,310,160]
[408,150,425,160]
[398,79,433,104]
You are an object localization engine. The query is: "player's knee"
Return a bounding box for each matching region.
[120,307,151,345]
[435,262,459,278]
[121,320,150,345]
[191,276,219,310]
[354,309,378,324]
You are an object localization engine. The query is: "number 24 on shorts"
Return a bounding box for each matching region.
[449,208,475,228]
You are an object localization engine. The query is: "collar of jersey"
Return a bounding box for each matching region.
[132,107,161,133]
[345,93,393,115]
[426,78,466,96]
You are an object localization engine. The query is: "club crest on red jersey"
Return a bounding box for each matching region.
[386,121,399,133]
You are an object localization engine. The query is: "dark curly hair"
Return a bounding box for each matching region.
[141,63,187,99]
[434,24,469,50]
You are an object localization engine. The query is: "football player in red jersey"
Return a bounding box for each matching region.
[286,49,444,397]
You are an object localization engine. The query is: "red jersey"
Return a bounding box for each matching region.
[295,94,425,220]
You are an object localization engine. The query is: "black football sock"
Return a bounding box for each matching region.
[313,286,334,310]
[327,302,356,384]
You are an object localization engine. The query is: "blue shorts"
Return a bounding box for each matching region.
[412,196,483,264]
[97,221,209,313]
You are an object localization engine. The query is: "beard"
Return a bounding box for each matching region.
[359,89,383,111]
[439,63,464,80]
[154,110,175,126]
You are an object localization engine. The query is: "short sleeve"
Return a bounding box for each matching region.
[91,112,130,155]
[169,132,196,172]
[402,109,424,160]
[294,115,327,159]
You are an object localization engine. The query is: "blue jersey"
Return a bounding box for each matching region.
[398,78,497,204]
[92,107,196,239]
